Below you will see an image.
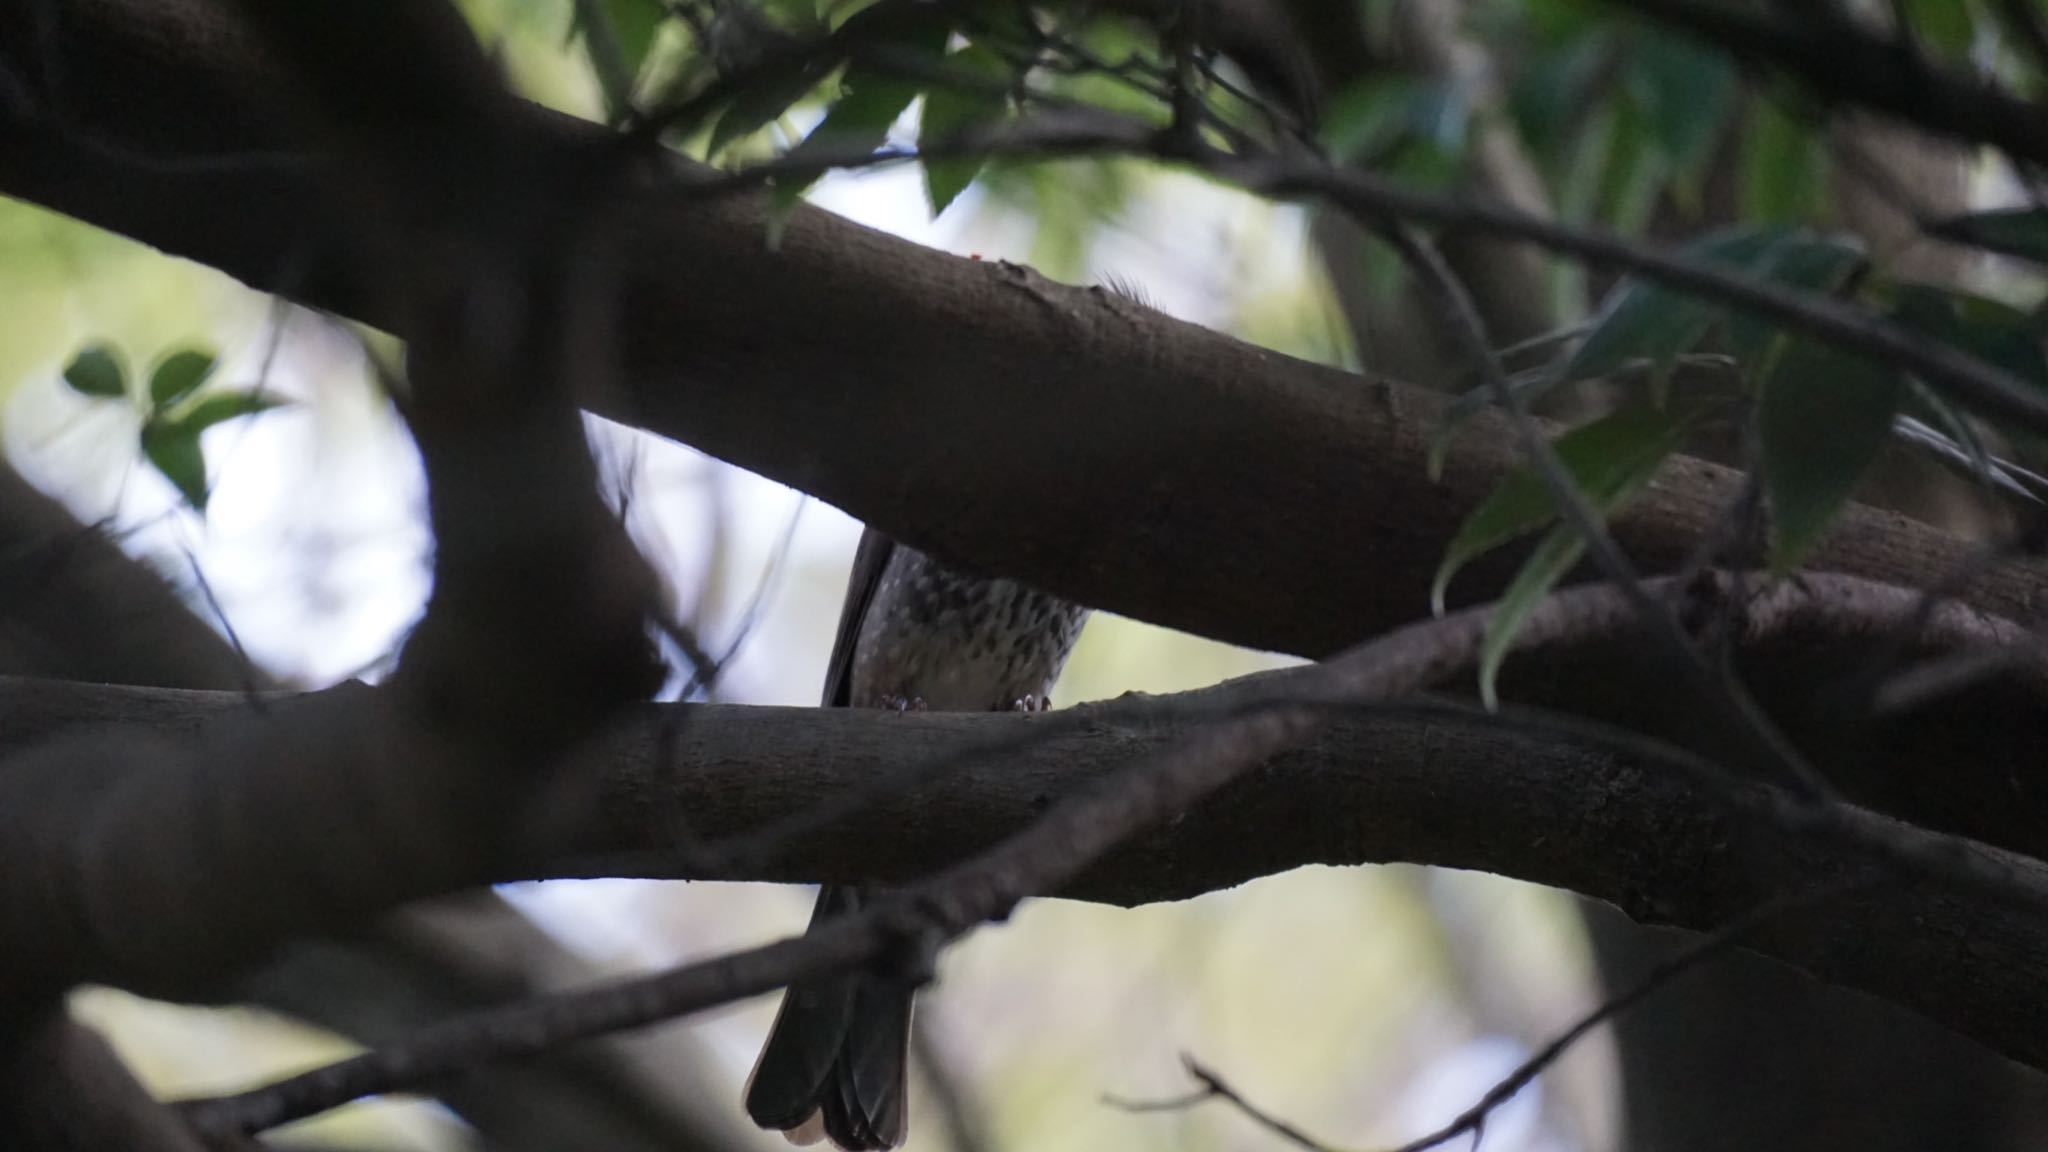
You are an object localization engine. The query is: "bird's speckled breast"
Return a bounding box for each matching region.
[850,545,1089,711]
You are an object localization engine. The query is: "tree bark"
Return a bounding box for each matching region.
[5,596,2048,1077]
[4,0,2043,664]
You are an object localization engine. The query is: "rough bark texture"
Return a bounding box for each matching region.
[5,0,2045,666]
[1592,88,2043,1152]
[0,458,753,1152]
[9,3,2048,1146]
[7,612,2048,1077]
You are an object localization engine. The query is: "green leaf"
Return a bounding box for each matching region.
[919,44,1011,218]
[1759,338,1904,571]
[1884,281,2048,393]
[573,0,668,115]
[148,348,216,410]
[1720,235,1867,372]
[137,390,284,514]
[1593,95,1664,235]
[1563,229,1773,387]
[1507,28,1612,157]
[1433,402,1697,614]
[768,66,924,221]
[62,344,127,399]
[176,390,287,434]
[708,58,836,154]
[1477,524,1585,710]
[141,419,209,512]
[1927,208,2048,267]
[1902,0,1978,56]
[1563,228,1862,390]
[1628,30,1736,185]
[1741,98,1829,224]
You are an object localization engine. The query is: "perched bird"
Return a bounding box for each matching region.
[743,526,1091,1150]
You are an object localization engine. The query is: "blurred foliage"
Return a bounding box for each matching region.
[58,340,288,513]
[15,0,2048,1149]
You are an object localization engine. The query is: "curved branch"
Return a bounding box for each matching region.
[1612,0,2048,169]
[5,573,2048,1089]
[6,0,2047,668]
[0,455,755,1152]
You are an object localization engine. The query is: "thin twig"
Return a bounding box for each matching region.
[173,570,2048,1134]
[1364,221,1831,799]
[1117,881,1864,1152]
[1610,0,2048,169]
[179,545,264,708]
[679,491,806,701]
[675,103,2048,440]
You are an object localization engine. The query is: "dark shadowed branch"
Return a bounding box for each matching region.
[7,0,2048,670]
[1610,0,2048,170]
[0,571,2012,1128]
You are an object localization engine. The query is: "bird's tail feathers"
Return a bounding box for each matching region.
[744,886,913,1151]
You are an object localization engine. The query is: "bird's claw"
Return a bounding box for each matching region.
[881,695,927,713]
[1010,694,1052,713]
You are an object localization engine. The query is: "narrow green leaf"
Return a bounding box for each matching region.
[1507,28,1612,158]
[1564,228,1789,385]
[1885,281,2048,392]
[63,344,127,399]
[176,390,286,435]
[919,44,1010,218]
[1759,339,1904,570]
[709,59,836,154]
[1593,92,1664,236]
[574,0,668,115]
[137,391,283,513]
[148,349,216,410]
[765,73,916,220]
[1720,235,1866,372]
[1741,99,1829,224]
[1562,228,1862,393]
[1629,30,1736,185]
[1931,208,2048,267]
[769,17,948,203]
[1433,402,1696,614]
[140,420,209,512]
[1478,525,1585,710]
[753,0,818,27]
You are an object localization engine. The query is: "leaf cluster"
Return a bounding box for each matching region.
[61,342,286,513]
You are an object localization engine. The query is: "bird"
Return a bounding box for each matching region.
[742,525,1091,1150]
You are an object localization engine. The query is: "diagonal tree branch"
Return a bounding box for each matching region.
[3,571,2047,1091]
[0,459,755,1152]
[163,567,2048,1133]
[5,0,2047,669]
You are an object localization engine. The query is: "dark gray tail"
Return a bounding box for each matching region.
[744,886,913,1150]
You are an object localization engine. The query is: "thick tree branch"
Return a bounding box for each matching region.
[163,569,2048,1130]
[5,0,2047,668]
[0,1009,209,1152]
[0,455,752,1152]
[1612,0,2048,170]
[3,573,2047,1086]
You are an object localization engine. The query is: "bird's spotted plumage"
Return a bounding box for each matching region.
[744,528,1089,1151]
[854,545,1089,711]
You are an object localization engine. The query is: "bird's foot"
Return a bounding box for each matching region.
[1010,694,1052,713]
[880,695,927,713]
